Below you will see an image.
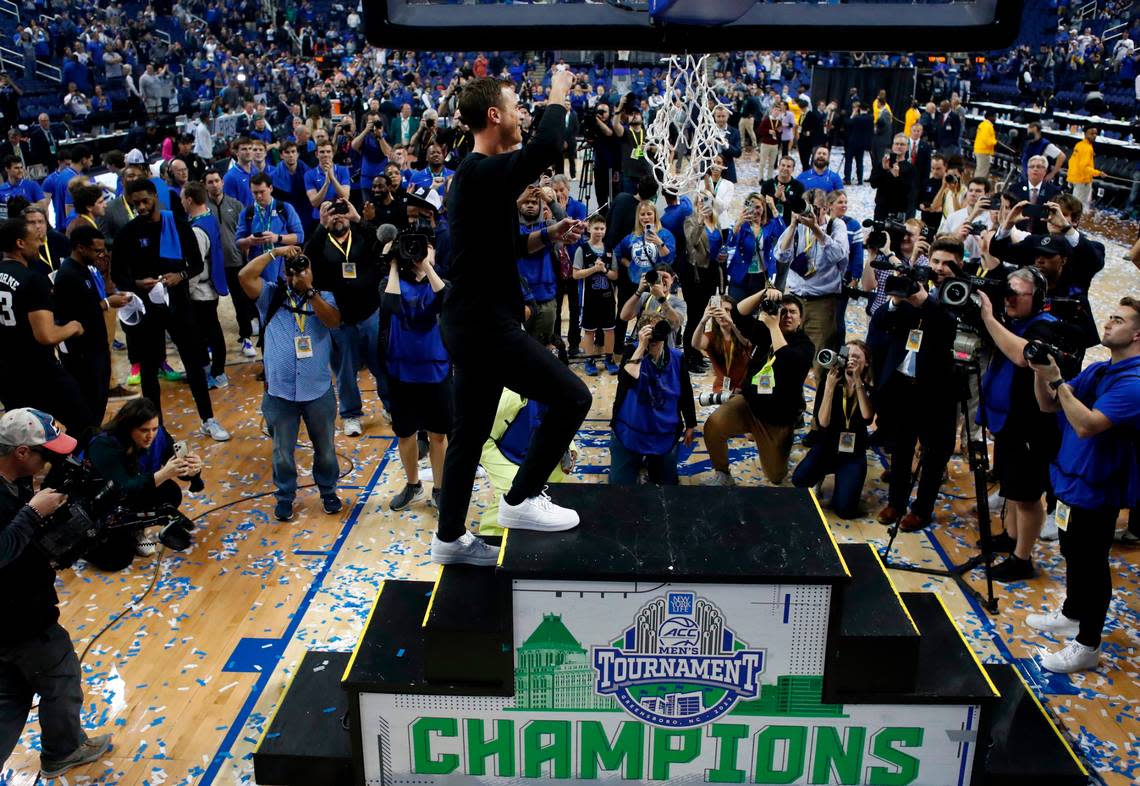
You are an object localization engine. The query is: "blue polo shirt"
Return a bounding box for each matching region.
[302,164,351,219]
[43,166,78,228]
[358,134,388,182]
[236,200,305,279]
[223,162,260,207]
[1050,355,1140,511]
[796,167,844,193]
[0,178,45,207]
[258,282,337,402]
[409,166,455,199]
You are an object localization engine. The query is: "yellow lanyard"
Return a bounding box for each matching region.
[976,264,988,278]
[841,387,857,430]
[288,291,307,333]
[632,127,644,149]
[328,231,352,261]
[82,214,98,228]
[38,237,52,269]
[122,196,135,220]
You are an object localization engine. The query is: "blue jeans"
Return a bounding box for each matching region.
[262,387,339,503]
[608,434,679,486]
[792,444,867,519]
[330,310,389,418]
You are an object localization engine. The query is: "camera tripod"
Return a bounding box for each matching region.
[879,354,999,614]
[577,141,595,205]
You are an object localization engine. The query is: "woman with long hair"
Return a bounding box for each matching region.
[792,340,875,519]
[725,191,786,301]
[692,293,752,395]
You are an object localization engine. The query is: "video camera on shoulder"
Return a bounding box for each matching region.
[870,255,930,298]
[940,272,1006,312]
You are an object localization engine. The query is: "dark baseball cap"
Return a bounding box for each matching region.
[1026,233,1072,259]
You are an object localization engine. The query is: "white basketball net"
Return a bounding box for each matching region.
[645,53,727,197]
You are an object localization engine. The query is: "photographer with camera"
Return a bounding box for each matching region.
[942,177,994,255]
[85,397,202,567]
[974,268,1068,581]
[869,236,961,532]
[859,218,930,318]
[239,244,342,522]
[612,97,653,196]
[990,196,1105,297]
[237,174,305,281]
[869,134,916,221]
[381,229,451,512]
[725,193,784,301]
[620,263,687,350]
[351,113,395,194]
[585,102,620,209]
[703,289,815,486]
[0,408,112,779]
[610,318,697,486]
[1026,297,1140,673]
[306,197,389,437]
[792,340,874,519]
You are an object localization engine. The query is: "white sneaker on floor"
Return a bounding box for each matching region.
[475,464,488,479]
[201,418,231,441]
[135,530,157,557]
[498,487,579,532]
[1040,641,1100,674]
[1026,608,1080,638]
[241,338,256,358]
[1040,512,1059,541]
[344,417,363,437]
[986,490,1005,511]
[703,469,735,487]
[431,532,500,566]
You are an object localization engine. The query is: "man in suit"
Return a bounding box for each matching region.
[869,134,916,221]
[388,103,419,147]
[559,96,580,179]
[904,122,932,186]
[27,113,59,170]
[870,102,894,176]
[712,104,742,183]
[1006,155,1062,232]
[934,99,962,156]
[844,102,872,185]
[797,100,826,172]
[0,128,31,167]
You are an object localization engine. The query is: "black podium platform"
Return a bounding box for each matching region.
[253,485,1089,786]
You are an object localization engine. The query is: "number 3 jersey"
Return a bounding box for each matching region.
[0,258,57,370]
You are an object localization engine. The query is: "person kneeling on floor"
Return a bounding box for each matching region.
[85,397,203,568]
[609,318,697,486]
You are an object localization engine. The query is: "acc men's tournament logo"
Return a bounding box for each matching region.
[593,592,765,728]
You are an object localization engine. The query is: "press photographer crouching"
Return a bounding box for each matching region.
[703,289,815,486]
[85,397,202,569]
[0,408,111,779]
[610,318,697,486]
[792,341,874,518]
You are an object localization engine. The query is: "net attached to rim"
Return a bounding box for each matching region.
[645,53,728,197]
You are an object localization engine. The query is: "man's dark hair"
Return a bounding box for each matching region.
[70,224,105,248]
[984,110,996,120]
[5,196,29,215]
[71,144,91,162]
[930,235,965,261]
[458,77,512,133]
[1120,296,1140,328]
[280,140,298,152]
[930,153,946,166]
[781,293,804,316]
[968,176,991,192]
[0,218,30,253]
[56,146,74,163]
[1027,121,1041,133]
[182,181,208,206]
[2,155,22,171]
[71,184,104,214]
[103,149,126,169]
[636,175,658,201]
[232,136,251,150]
[125,178,158,196]
[250,172,274,189]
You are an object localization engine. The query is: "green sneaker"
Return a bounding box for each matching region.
[127,364,141,385]
[159,362,185,382]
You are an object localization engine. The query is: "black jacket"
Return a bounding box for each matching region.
[28,127,61,169]
[732,310,816,426]
[846,113,873,151]
[111,212,203,296]
[0,476,61,644]
[867,295,958,403]
[52,256,109,355]
[934,111,962,149]
[869,161,916,219]
[717,124,743,183]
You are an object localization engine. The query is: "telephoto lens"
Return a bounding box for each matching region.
[816,346,850,369]
[698,391,733,407]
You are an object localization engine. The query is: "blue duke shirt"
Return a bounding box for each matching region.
[258,282,338,402]
[303,164,351,220]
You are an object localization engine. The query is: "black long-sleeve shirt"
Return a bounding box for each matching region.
[0,477,61,643]
[443,104,566,331]
[732,309,816,426]
[111,213,203,295]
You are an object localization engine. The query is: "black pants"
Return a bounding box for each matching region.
[84,481,183,572]
[437,321,592,542]
[843,147,866,184]
[885,381,955,520]
[137,296,213,422]
[680,263,717,365]
[798,141,814,172]
[0,361,94,444]
[553,278,581,353]
[594,161,615,212]
[191,298,227,377]
[1059,505,1118,648]
[61,346,111,431]
[0,623,84,764]
[224,267,258,341]
[613,274,638,360]
[564,143,577,179]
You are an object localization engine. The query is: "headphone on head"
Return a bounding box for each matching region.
[1024,265,1048,313]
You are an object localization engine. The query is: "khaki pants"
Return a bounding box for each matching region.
[1072,181,1093,210]
[739,117,757,150]
[974,152,992,179]
[524,298,557,345]
[800,296,838,378]
[758,144,780,182]
[703,395,794,483]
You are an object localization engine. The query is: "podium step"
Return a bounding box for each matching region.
[423,563,513,687]
[253,651,353,786]
[341,579,511,696]
[979,664,1089,785]
[824,543,921,697]
[499,485,849,585]
[832,591,1000,705]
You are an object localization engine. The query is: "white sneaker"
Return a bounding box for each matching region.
[1040,641,1100,674]
[344,417,363,437]
[241,338,256,358]
[431,532,500,566]
[498,487,580,532]
[1040,512,1059,541]
[1026,608,1080,638]
[135,530,157,557]
[201,418,231,441]
[703,469,735,487]
[986,490,1004,511]
[251,320,260,337]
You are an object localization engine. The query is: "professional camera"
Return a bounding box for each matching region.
[758,296,782,316]
[35,457,196,568]
[1043,296,1086,324]
[644,269,659,285]
[940,274,1006,311]
[870,256,930,297]
[966,220,989,236]
[698,391,736,407]
[284,253,310,276]
[817,346,850,370]
[1023,339,1076,367]
[395,219,435,269]
[649,318,673,343]
[862,218,908,251]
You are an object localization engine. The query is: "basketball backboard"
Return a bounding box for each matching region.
[364,0,1023,54]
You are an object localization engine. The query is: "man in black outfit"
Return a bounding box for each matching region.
[869,236,961,533]
[112,179,230,442]
[843,102,872,185]
[869,134,916,221]
[0,219,92,440]
[51,226,129,428]
[434,69,591,566]
[797,100,826,173]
